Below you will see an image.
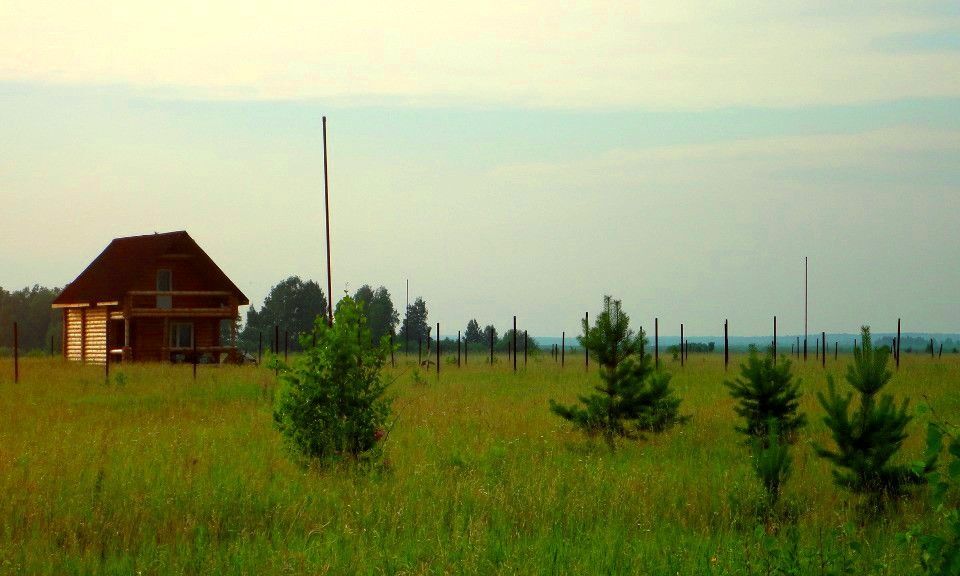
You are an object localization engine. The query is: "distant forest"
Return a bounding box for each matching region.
[2,281,957,357]
[0,285,62,354]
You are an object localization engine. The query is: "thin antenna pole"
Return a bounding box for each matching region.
[322,116,333,326]
[405,279,409,355]
[804,257,808,362]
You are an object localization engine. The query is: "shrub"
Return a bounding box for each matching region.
[903,418,959,574]
[273,296,393,463]
[549,295,686,450]
[814,326,934,503]
[726,348,806,445]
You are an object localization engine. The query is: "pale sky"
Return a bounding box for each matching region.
[2,0,959,337]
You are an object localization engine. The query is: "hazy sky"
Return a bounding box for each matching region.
[2,0,959,337]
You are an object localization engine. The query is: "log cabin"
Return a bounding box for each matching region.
[52,231,249,364]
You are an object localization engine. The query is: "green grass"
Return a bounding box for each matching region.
[0,353,956,574]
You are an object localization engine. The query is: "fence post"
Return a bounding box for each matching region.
[489,329,494,365]
[930,338,935,359]
[105,324,111,383]
[835,341,838,360]
[585,312,589,370]
[896,318,901,369]
[524,330,528,367]
[654,317,659,369]
[821,332,826,368]
[513,316,517,373]
[773,316,777,364]
[680,323,684,368]
[724,319,729,371]
[458,331,461,367]
[561,331,565,367]
[192,330,197,381]
[436,322,440,377]
[13,322,18,384]
[464,333,468,365]
[939,343,943,358]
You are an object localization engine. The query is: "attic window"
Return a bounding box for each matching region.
[157,270,172,309]
[157,270,172,291]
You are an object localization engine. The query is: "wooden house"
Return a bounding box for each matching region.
[52,231,248,363]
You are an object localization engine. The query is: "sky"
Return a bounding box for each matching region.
[1,0,959,337]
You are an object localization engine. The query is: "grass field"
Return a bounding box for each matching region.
[0,353,957,574]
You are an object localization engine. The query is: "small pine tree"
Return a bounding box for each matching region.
[726,348,806,445]
[273,296,393,463]
[752,421,792,507]
[549,296,686,450]
[814,326,933,500]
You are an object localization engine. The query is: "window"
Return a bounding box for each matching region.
[170,322,193,349]
[157,270,172,309]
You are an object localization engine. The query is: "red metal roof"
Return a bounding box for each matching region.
[53,231,249,306]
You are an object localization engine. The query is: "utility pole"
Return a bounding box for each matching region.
[803,257,808,362]
[322,116,333,326]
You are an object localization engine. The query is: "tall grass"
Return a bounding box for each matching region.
[0,353,955,574]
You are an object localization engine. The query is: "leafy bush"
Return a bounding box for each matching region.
[902,415,960,574]
[549,296,686,450]
[273,296,393,463]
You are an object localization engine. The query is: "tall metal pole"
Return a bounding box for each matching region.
[405,279,409,355]
[322,116,333,326]
[804,257,808,362]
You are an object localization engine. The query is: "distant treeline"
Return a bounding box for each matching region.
[0,285,62,354]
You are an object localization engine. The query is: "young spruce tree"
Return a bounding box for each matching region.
[814,326,934,501]
[274,295,393,463]
[549,296,686,450]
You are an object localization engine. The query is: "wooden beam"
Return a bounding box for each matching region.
[128,290,233,297]
[52,302,90,309]
[130,308,236,318]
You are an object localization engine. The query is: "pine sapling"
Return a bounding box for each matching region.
[814,326,935,503]
[726,347,806,445]
[549,296,686,450]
